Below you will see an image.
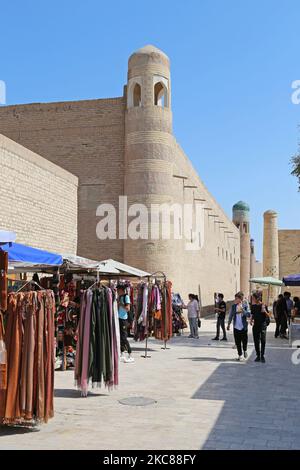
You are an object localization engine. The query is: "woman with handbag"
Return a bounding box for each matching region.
[250,292,270,363]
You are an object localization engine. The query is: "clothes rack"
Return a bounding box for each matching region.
[138,271,172,357]
[16,279,43,292]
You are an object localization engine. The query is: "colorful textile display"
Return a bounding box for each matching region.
[0,290,55,424]
[155,281,173,341]
[133,282,149,342]
[75,286,120,397]
[133,280,173,342]
[172,293,187,335]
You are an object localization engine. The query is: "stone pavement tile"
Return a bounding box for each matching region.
[211,435,244,444]
[230,444,254,450]
[266,443,292,450]
[246,439,268,446]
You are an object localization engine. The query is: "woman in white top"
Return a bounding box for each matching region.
[183,294,200,339]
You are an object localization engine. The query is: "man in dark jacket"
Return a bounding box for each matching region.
[250,292,270,362]
[212,293,227,341]
[275,294,288,339]
[227,293,251,361]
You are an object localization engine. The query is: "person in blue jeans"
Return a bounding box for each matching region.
[227,293,251,361]
[117,285,134,363]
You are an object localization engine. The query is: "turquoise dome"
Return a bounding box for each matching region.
[233,201,250,212]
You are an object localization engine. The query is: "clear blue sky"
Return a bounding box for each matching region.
[1,0,299,260]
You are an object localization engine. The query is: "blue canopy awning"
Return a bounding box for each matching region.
[0,242,63,267]
[283,274,300,287]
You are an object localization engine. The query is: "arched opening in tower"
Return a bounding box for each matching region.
[154,82,167,107]
[133,83,141,107]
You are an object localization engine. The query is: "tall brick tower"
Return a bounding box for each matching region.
[123,45,180,278]
[250,238,256,278]
[263,210,279,304]
[233,201,251,297]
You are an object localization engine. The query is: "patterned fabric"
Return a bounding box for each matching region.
[75,287,119,396]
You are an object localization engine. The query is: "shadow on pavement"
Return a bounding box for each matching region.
[178,357,238,362]
[191,345,300,450]
[130,346,158,352]
[0,424,40,436]
[54,389,108,398]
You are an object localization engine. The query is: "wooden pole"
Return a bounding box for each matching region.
[267,284,271,307]
[0,250,8,312]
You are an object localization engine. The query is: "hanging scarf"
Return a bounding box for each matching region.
[90,288,102,386]
[78,289,92,396]
[107,288,115,389]
[19,292,36,420]
[35,291,45,421]
[2,293,23,422]
[112,290,120,386]
[44,290,55,422]
[75,289,87,384]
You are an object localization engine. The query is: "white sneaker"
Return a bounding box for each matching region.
[236,355,243,361]
[124,356,135,363]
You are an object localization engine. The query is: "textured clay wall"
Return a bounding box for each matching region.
[279,230,300,297]
[0,133,78,254]
[0,98,125,261]
[171,139,240,306]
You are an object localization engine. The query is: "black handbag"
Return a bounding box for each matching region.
[198,318,201,328]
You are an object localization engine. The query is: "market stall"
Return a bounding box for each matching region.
[0,241,63,426]
[249,276,283,306]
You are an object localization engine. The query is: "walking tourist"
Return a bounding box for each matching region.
[250,292,270,363]
[183,294,200,339]
[212,293,227,341]
[274,294,288,339]
[292,297,300,318]
[227,293,250,361]
[117,285,135,363]
[284,292,294,319]
[231,291,249,349]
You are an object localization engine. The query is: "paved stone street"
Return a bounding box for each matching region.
[1,318,299,450]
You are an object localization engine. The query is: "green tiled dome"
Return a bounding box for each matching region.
[233,201,250,212]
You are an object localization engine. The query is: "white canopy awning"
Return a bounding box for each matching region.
[61,254,120,274]
[99,259,150,278]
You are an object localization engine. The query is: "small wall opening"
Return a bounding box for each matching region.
[133,83,141,107]
[154,82,168,107]
[127,78,142,108]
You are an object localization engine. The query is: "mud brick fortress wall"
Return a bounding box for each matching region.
[0,133,78,254]
[0,98,125,262]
